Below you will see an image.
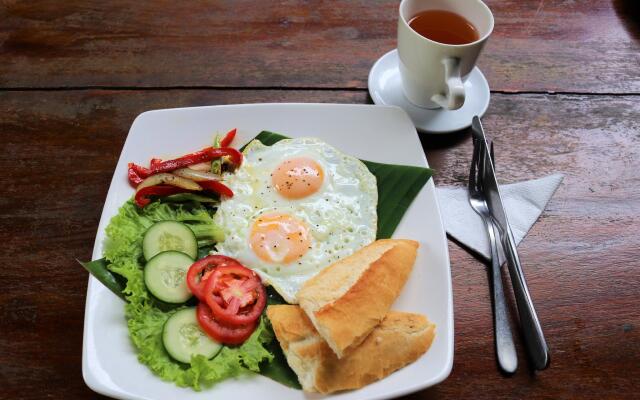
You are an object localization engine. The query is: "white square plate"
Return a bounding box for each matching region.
[83,103,453,400]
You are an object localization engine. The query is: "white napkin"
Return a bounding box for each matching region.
[436,174,563,262]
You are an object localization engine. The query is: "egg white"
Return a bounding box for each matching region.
[212,137,377,303]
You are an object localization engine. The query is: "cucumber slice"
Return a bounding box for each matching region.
[162,308,222,364]
[143,221,198,260]
[144,251,194,303]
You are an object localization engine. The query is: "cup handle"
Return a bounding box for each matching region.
[431,57,465,110]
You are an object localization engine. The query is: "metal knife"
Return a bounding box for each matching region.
[471,116,551,370]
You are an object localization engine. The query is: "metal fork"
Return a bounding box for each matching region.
[468,138,518,374]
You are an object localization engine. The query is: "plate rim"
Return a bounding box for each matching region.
[82,102,454,400]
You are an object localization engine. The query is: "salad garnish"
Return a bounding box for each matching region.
[127,128,240,206]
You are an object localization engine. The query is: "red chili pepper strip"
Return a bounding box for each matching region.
[128,162,152,179]
[134,185,189,207]
[210,147,242,167]
[199,180,234,198]
[150,147,242,174]
[127,167,145,187]
[219,128,237,148]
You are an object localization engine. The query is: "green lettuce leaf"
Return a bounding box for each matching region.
[129,310,273,390]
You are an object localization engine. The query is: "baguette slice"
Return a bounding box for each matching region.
[267,305,435,393]
[297,239,418,357]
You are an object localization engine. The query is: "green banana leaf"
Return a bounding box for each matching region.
[259,287,302,388]
[77,258,127,301]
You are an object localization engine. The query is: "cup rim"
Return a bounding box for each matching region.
[399,0,494,48]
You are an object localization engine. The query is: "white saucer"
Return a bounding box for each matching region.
[368,49,490,134]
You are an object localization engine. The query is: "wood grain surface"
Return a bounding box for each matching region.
[1,0,639,399]
[1,90,638,399]
[1,0,639,92]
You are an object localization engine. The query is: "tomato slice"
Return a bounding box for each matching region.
[196,302,257,345]
[198,180,234,198]
[186,255,244,301]
[204,265,266,327]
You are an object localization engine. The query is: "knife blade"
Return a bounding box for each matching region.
[471,116,550,370]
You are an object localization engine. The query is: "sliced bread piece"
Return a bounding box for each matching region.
[296,239,419,357]
[267,304,435,393]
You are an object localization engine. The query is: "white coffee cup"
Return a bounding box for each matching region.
[397,0,494,110]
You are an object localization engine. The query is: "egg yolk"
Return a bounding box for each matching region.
[250,213,311,264]
[272,157,324,199]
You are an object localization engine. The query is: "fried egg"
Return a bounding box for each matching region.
[212,137,377,303]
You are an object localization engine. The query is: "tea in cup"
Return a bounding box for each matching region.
[397,0,494,110]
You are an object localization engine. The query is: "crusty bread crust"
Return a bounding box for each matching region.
[267,305,436,394]
[297,239,419,357]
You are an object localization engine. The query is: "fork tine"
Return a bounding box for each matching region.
[478,139,486,190]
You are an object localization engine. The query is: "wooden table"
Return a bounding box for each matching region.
[1,1,638,399]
